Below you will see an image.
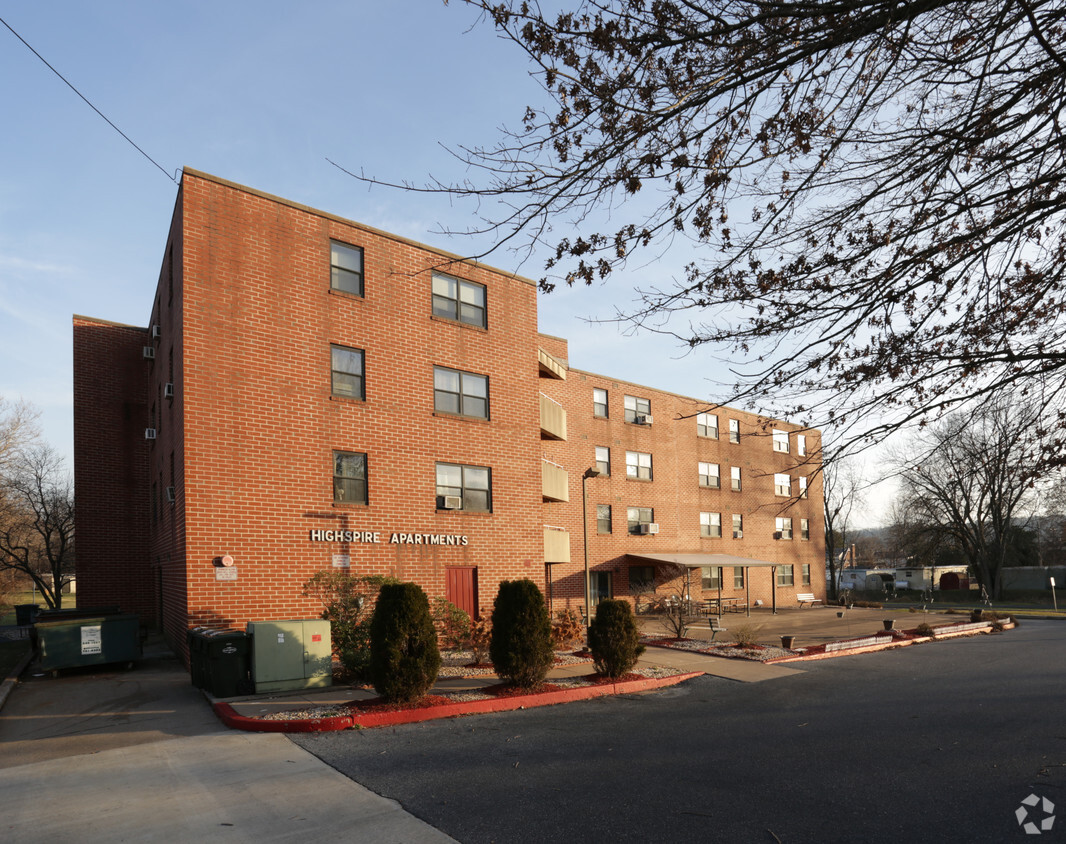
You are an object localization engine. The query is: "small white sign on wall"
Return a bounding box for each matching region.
[332,554,350,569]
[215,567,238,582]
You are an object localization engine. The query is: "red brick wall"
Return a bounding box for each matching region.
[538,335,826,615]
[72,317,154,622]
[171,171,543,640]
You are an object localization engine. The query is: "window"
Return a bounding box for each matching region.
[800,518,810,541]
[777,565,795,587]
[699,462,720,489]
[330,241,364,296]
[772,429,789,453]
[331,345,364,399]
[597,504,613,534]
[798,476,808,499]
[431,271,486,328]
[775,516,793,539]
[728,418,740,443]
[797,434,807,456]
[802,564,812,586]
[626,450,653,480]
[732,514,743,539]
[627,506,654,534]
[697,412,718,439]
[700,512,722,538]
[774,473,791,496]
[595,446,611,477]
[629,565,655,591]
[730,466,742,491]
[624,394,651,423]
[436,462,491,512]
[333,451,367,504]
[593,388,609,418]
[734,566,745,588]
[702,566,722,590]
[434,366,489,418]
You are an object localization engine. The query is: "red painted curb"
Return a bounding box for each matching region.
[214,671,702,733]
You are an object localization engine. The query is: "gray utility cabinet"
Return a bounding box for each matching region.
[246,619,332,693]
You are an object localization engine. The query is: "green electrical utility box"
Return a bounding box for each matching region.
[36,613,142,674]
[246,619,331,694]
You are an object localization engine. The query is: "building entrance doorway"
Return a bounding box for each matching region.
[591,571,613,607]
[446,566,479,618]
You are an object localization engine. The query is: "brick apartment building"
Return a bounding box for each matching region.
[73,169,825,657]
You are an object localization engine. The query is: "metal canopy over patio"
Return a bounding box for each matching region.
[627,552,784,616]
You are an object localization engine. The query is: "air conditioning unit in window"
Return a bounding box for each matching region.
[144,428,157,440]
[165,486,176,503]
[639,522,660,535]
[442,495,463,510]
[151,324,162,340]
[635,414,653,425]
[143,346,155,360]
[164,382,175,399]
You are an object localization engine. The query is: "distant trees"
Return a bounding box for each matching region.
[893,398,1052,598]
[823,459,865,600]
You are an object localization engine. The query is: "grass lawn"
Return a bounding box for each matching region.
[0,639,31,679]
[0,590,77,626]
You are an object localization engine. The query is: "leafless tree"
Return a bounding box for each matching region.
[0,396,39,473]
[361,1,1066,467]
[823,459,865,600]
[0,445,75,609]
[894,397,1051,598]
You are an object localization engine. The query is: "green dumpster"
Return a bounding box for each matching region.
[36,613,142,674]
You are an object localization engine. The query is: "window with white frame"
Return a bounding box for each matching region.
[593,388,609,418]
[797,434,807,456]
[624,394,651,423]
[595,446,611,477]
[434,366,489,418]
[431,271,487,328]
[697,412,718,439]
[700,512,722,538]
[772,429,789,453]
[730,466,742,491]
[435,462,491,512]
[774,473,791,496]
[330,241,364,296]
[732,513,743,539]
[775,516,793,539]
[777,564,795,586]
[702,566,722,590]
[800,518,810,540]
[627,506,655,534]
[728,418,740,443]
[626,450,653,480]
[699,462,720,489]
[734,566,745,588]
[798,476,808,498]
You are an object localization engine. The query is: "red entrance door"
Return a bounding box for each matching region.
[446,566,479,618]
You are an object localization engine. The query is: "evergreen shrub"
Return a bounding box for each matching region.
[588,599,645,678]
[370,582,441,702]
[489,579,553,688]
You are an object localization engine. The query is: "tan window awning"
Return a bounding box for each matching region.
[627,552,779,569]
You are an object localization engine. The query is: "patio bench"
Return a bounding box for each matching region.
[708,617,728,642]
[796,592,823,607]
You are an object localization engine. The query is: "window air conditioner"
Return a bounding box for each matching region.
[143,346,155,360]
[442,495,463,510]
[635,414,653,425]
[164,382,175,399]
[639,522,660,535]
[165,486,176,503]
[151,324,162,340]
[144,428,157,440]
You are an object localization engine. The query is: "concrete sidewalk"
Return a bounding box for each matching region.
[0,640,456,844]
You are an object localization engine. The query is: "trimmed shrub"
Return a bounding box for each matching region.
[489,579,554,688]
[370,582,441,703]
[588,599,645,678]
[302,571,397,679]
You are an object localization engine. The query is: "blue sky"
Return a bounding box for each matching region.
[0,2,891,522]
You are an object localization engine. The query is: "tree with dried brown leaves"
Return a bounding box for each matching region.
[379,1,1066,467]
